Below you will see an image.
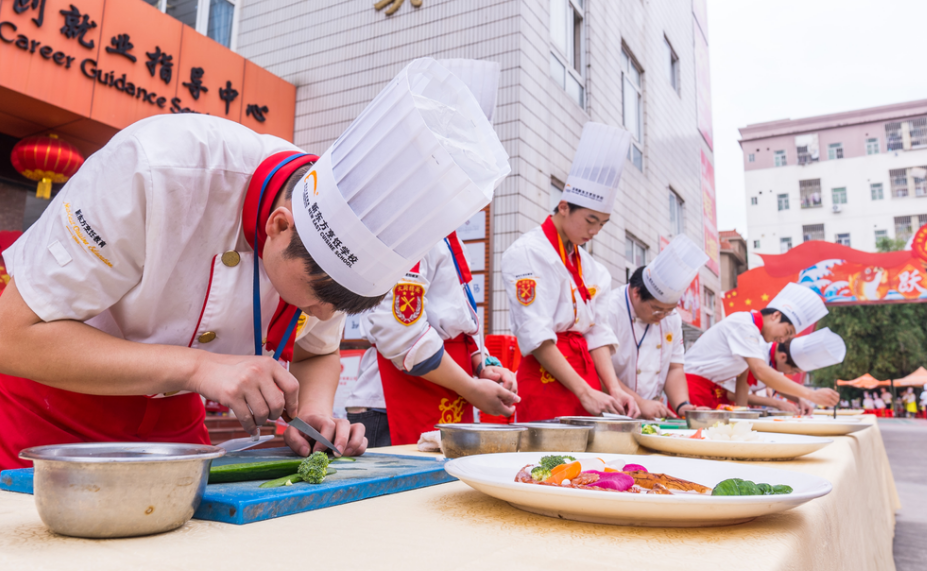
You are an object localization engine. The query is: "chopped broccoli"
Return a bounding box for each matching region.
[297,451,331,484]
[538,455,577,471]
[641,424,659,435]
[530,466,552,482]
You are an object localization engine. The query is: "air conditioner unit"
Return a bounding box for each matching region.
[832,204,842,213]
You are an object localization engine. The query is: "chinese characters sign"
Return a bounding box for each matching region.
[0,0,294,145]
[700,150,720,275]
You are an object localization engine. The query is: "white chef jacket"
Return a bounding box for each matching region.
[604,285,685,400]
[684,311,768,384]
[717,341,775,395]
[502,225,618,356]
[3,115,345,397]
[346,346,386,409]
[361,235,481,373]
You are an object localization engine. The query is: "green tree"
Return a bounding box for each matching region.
[811,303,927,393]
[876,236,907,252]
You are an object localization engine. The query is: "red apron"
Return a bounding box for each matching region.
[515,331,600,422]
[687,311,766,409]
[379,334,477,445]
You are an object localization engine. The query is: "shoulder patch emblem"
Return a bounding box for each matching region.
[665,332,673,343]
[392,282,425,326]
[516,278,537,306]
[587,286,597,298]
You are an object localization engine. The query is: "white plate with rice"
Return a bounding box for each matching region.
[737,416,871,436]
[634,424,833,460]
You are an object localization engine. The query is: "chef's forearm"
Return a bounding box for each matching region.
[747,358,812,400]
[733,371,750,406]
[590,346,623,395]
[662,364,688,410]
[0,278,195,395]
[289,348,341,417]
[532,340,593,399]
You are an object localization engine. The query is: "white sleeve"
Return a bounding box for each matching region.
[584,259,619,353]
[669,317,685,365]
[295,312,346,355]
[5,131,149,322]
[363,278,444,372]
[502,245,558,355]
[726,320,769,361]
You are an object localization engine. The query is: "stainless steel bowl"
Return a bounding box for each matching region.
[436,424,527,459]
[685,410,731,429]
[728,410,763,420]
[512,423,590,453]
[556,416,642,454]
[763,410,797,417]
[20,442,225,538]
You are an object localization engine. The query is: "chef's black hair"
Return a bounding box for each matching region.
[776,340,798,368]
[552,202,584,215]
[628,266,655,301]
[760,307,793,325]
[280,165,387,315]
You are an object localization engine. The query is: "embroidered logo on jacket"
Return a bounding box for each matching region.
[539,366,556,384]
[438,396,467,423]
[392,282,424,325]
[665,333,673,343]
[516,278,536,306]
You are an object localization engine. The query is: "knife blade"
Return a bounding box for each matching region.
[215,434,275,452]
[283,414,342,456]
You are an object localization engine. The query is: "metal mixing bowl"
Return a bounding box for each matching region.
[556,416,642,453]
[728,410,763,420]
[20,442,225,539]
[512,423,590,453]
[436,424,527,458]
[685,410,731,429]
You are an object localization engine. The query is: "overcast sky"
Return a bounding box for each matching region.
[707,0,927,238]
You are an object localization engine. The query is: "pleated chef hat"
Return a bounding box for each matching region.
[561,122,633,214]
[789,328,846,372]
[767,283,828,332]
[292,58,511,297]
[642,235,709,304]
[438,59,500,124]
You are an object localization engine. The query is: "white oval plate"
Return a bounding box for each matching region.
[634,430,833,460]
[737,417,870,436]
[812,409,865,416]
[444,452,832,527]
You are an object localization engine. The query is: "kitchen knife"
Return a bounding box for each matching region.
[282,413,342,456]
[215,434,275,452]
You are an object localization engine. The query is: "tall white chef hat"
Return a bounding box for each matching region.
[292,58,511,297]
[766,283,828,332]
[641,235,709,304]
[789,327,846,371]
[561,122,633,214]
[438,59,500,124]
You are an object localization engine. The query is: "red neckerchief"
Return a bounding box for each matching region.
[745,311,767,386]
[768,342,778,368]
[242,151,318,361]
[445,231,472,284]
[541,216,590,302]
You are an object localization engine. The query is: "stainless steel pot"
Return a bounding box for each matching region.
[435,424,526,459]
[20,442,225,539]
[684,410,731,429]
[512,423,590,453]
[556,416,642,454]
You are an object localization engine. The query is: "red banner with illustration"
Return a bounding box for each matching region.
[700,151,720,275]
[723,225,927,315]
[660,236,702,328]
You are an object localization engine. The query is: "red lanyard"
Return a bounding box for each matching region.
[541,216,590,303]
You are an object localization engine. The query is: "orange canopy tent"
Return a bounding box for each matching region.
[891,367,927,388]
[836,373,888,389]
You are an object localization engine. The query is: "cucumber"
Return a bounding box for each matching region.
[208,458,304,484]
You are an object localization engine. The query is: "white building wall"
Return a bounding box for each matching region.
[744,147,927,267]
[236,0,719,334]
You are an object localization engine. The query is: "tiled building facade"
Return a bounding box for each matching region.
[235,0,720,333]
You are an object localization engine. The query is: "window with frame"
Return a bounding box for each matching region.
[753,240,760,248]
[890,168,909,198]
[874,229,887,242]
[549,179,564,212]
[914,167,927,197]
[703,288,716,328]
[146,0,239,48]
[895,216,914,241]
[750,196,758,205]
[866,138,880,155]
[832,187,847,204]
[780,237,792,253]
[774,150,787,167]
[549,0,585,108]
[665,37,680,94]
[885,118,927,151]
[803,224,825,242]
[828,143,843,160]
[625,235,647,282]
[621,48,644,171]
[800,179,822,209]
[835,233,851,247]
[777,193,789,211]
[669,190,684,235]
[871,183,884,200]
[748,153,755,163]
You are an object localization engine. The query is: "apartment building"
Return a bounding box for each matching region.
[740,99,927,268]
[235,0,722,334]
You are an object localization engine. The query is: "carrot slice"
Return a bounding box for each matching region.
[545,461,581,485]
[603,467,619,473]
[689,428,703,439]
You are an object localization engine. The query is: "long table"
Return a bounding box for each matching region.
[0,417,900,571]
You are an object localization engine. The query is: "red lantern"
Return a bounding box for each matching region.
[10,134,85,200]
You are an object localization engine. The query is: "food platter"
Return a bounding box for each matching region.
[812,409,865,416]
[737,417,871,436]
[634,429,833,460]
[444,452,832,527]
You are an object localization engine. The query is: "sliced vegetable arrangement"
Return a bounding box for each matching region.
[711,478,793,496]
[208,452,356,486]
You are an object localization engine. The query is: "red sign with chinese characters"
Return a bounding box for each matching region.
[700,150,720,275]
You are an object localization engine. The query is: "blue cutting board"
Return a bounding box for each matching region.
[0,449,455,525]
